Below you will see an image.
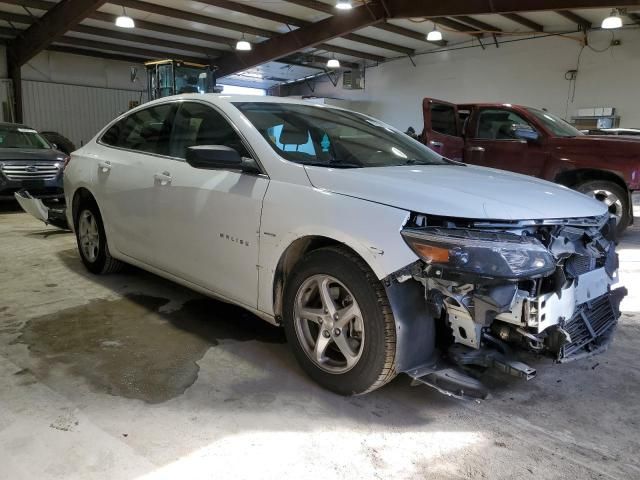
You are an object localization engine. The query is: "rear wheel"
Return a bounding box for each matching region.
[283,246,397,395]
[75,200,124,274]
[575,180,630,234]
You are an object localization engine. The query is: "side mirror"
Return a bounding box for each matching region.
[186,145,243,170]
[512,124,540,142]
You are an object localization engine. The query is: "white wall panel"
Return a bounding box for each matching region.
[22,80,145,148]
[285,28,640,130]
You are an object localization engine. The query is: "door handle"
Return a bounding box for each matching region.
[154,171,172,186]
[429,141,444,148]
[469,146,485,152]
[98,160,111,172]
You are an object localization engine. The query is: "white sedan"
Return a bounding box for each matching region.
[64,95,625,398]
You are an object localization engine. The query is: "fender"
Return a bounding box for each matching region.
[257,182,418,316]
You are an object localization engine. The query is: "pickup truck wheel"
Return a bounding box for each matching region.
[283,246,397,395]
[75,201,124,274]
[575,180,630,234]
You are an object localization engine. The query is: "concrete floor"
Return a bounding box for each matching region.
[1,201,639,480]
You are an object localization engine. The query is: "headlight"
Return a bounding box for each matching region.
[401,228,555,280]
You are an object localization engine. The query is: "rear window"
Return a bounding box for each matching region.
[0,126,50,149]
[101,104,175,155]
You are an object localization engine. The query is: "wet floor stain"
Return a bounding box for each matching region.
[16,294,285,404]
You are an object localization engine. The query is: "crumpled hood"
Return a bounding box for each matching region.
[304,164,606,220]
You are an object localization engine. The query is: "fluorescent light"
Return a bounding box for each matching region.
[427,28,442,42]
[115,6,134,28]
[327,58,340,68]
[336,0,352,10]
[236,38,251,51]
[602,9,623,29]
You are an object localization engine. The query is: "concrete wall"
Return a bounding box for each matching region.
[284,28,640,131]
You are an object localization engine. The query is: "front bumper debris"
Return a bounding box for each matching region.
[392,212,626,400]
[555,287,627,362]
[14,190,69,230]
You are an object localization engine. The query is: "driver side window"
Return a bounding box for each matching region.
[476,109,534,140]
[170,102,251,159]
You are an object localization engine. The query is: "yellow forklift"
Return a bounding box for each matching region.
[145,59,218,100]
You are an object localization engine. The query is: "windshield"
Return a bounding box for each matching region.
[0,126,50,149]
[525,108,583,137]
[233,102,449,168]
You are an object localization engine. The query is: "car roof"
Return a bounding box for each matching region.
[144,93,342,108]
[0,122,34,129]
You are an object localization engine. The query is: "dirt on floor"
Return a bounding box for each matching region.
[1,201,639,480]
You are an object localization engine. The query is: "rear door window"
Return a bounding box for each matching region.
[101,103,176,155]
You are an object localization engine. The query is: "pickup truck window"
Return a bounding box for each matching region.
[476,109,533,140]
[235,102,449,168]
[525,108,583,137]
[431,103,458,136]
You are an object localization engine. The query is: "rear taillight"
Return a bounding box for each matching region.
[62,155,71,171]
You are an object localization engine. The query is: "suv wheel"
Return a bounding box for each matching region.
[283,246,397,395]
[576,180,630,234]
[75,200,124,274]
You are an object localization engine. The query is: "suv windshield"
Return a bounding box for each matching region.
[525,108,583,137]
[234,102,449,168]
[0,126,50,149]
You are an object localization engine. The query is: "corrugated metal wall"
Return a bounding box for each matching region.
[22,80,146,148]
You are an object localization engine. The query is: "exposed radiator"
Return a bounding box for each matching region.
[559,290,623,361]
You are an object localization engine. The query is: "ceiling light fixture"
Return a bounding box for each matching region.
[115,6,135,29]
[601,9,623,29]
[327,56,340,68]
[236,33,251,51]
[336,0,353,10]
[426,23,442,42]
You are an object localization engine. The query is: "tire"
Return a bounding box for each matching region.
[282,246,397,395]
[575,180,631,235]
[41,131,76,156]
[74,199,124,274]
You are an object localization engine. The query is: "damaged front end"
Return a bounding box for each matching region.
[387,212,626,399]
[14,190,69,230]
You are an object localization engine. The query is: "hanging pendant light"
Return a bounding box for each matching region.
[336,0,353,10]
[426,23,442,42]
[327,56,340,68]
[236,33,252,51]
[115,6,135,28]
[601,9,623,29]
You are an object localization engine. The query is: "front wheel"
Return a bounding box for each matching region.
[282,246,397,395]
[575,180,630,235]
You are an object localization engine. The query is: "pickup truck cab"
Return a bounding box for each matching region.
[419,98,640,233]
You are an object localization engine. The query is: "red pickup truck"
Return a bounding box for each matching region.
[417,98,640,233]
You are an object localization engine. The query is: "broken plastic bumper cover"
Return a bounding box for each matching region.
[14,190,69,230]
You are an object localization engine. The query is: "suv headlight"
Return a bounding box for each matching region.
[401,228,555,280]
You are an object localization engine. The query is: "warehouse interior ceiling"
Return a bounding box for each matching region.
[0,0,639,90]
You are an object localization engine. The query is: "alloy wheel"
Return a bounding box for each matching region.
[78,210,100,262]
[293,274,365,374]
